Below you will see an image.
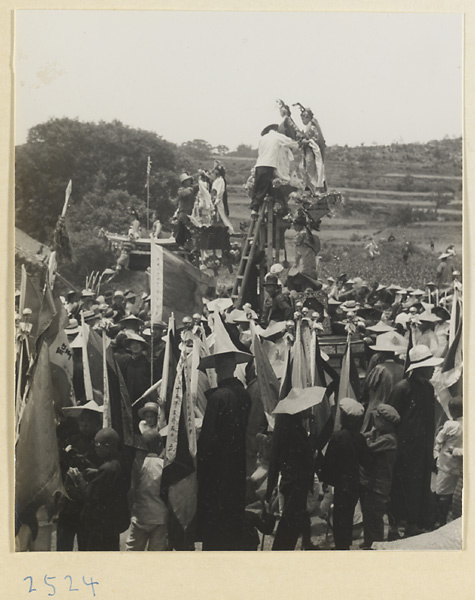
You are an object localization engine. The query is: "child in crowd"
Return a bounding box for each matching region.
[138,402,159,435]
[359,403,400,548]
[433,396,463,525]
[56,405,103,551]
[320,397,371,550]
[80,427,130,551]
[126,430,168,551]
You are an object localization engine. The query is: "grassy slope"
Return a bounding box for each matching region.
[217,139,462,289]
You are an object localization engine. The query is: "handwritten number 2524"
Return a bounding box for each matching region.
[23,576,99,596]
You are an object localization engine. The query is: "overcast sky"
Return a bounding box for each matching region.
[15,11,463,150]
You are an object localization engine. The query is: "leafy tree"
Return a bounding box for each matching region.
[214,144,230,155]
[16,117,180,245]
[229,144,258,158]
[180,139,213,160]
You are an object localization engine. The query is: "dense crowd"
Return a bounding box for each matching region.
[14,241,462,552]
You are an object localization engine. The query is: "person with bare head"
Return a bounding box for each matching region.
[80,427,130,551]
[126,430,168,551]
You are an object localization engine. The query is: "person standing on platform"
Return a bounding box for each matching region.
[251,125,299,216]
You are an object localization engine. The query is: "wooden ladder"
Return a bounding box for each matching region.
[231,199,269,308]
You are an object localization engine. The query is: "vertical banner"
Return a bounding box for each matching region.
[150,242,212,325]
[102,329,111,427]
[150,242,164,325]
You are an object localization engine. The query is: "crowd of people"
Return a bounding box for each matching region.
[15,236,462,551]
[15,98,462,552]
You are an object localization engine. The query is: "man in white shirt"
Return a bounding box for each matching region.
[251,124,299,215]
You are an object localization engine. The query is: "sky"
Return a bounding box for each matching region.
[14,11,463,150]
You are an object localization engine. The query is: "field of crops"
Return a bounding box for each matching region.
[223,188,462,290]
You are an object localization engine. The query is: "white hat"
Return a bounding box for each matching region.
[198,314,252,371]
[124,333,148,346]
[270,263,284,275]
[369,333,408,354]
[394,312,410,326]
[179,173,193,184]
[138,401,159,419]
[418,311,440,323]
[406,345,443,372]
[273,387,326,415]
[63,400,104,416]
[366,320,395,334]
[339,397,364,418]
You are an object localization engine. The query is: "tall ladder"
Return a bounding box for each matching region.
[231,199,269,308]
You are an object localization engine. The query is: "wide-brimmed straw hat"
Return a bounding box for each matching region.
[272,387,326,415]
[406,345,444,372]
[341,300,360,312]
[418,311,440,323]
[198,314,252,371]
[369,333,408,354]
[65,318,80,335]
[63,400,104,416]
[366,320,395,334]
[179,173,193,184]
[124,333,148,347]
[138,401,159,419]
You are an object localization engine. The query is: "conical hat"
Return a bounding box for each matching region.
[366,320,395,334]
[206,297,233,313]
[198,314,252,371]
[63,400,104,416]
[369,333,408,353]
[273,387,326,415]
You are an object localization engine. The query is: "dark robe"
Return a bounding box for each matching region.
[81,458,130,551]
[320,427,371,549]
[386,375,436,526]
[266,414,315,550]
[197,377,251,550]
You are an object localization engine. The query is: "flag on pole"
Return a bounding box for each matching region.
[18,264,42,348]
[311,332,335,449]
[51,180,73,266]
[161,351,197,550]
[250,328,280,430]
[432,288,463,415]
[150,243,212,324]
[43,296,75,414]
[102,329,111,427]
[334,336,361,430]
[16,342,65,517]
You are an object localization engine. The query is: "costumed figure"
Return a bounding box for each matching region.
[294,103,326,193]
[286,214,321,291]
[211,164,234,234]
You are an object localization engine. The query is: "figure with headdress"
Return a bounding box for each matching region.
[211,163,234,234]
[294,103,327,193]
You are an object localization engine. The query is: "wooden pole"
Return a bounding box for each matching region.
[81,314,94,403]
[146,157,151,233]
[61,180,72,218]
[102,329,111,427]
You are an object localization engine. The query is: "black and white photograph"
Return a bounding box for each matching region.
[13,9,464,559]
